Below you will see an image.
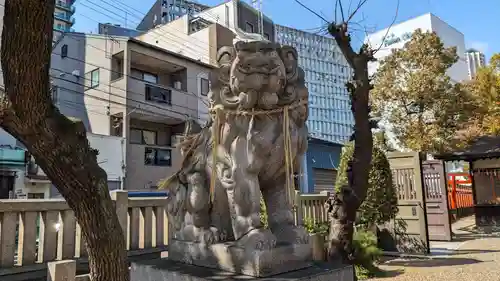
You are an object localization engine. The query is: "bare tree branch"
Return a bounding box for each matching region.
[335,0,339,23]
[347,0,354,18]
[346,0,369,23]
[373,0,400,53]
[294,0,329,23]
[338,0,346,22]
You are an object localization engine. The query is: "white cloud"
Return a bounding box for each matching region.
[468,41,489,53]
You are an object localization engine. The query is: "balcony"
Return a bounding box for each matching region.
[0,148,26,166]
[54,12,75,25]
[127,81,197,123]
[53,25,75,33]
[118,51,198,123]
[145,84,172,105]
[55,1,75,14]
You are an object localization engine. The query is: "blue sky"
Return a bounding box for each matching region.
[74,0,497,60]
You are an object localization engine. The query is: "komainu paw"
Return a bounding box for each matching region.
[236,228,277,251]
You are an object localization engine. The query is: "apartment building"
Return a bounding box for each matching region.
[51,33,214,191]
[98,1,273,66]
[137,0,210,30]
[53,0,76,41]
[132,1,272,63]
[130,0,273,41]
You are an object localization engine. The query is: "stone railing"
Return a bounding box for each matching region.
[0,191,168,281]
[0,190,331,280]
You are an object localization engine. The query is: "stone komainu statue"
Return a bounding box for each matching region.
[162,40,309,251]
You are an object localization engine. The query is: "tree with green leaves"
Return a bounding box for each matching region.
[335,141,398,229]
[460,54,500,140]
[371,29,474,153]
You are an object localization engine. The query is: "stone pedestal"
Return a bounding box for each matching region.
[168,239,312,277]
[130,259,354,281]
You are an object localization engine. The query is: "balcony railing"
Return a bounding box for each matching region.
[53,25,75,33]
[145,84,172,105]
[55,1,75,14]
[54,13,75,25]
[0,148,26,165]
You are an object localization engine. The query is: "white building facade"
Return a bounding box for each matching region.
[365,13,469,150]
[465,49,486,79]
[365,13,468,82]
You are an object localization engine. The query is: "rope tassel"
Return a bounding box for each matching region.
[283,106,295,206]
[210,108,220,203]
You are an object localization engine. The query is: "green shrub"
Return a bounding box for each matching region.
[335,141,398,228]
[353,230,382,268]
[303,218,329,236]
[352,230,383,279]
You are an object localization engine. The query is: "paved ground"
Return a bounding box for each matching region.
[368,216,500,280]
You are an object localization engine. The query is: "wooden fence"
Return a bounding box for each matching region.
[0,190,331,280]
[294,191,330,225]
[448,173,474,219]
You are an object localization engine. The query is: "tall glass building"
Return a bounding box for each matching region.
[275,25,353,144]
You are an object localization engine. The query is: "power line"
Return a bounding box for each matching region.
[53,33,211,86]
[51,73,199,120]
[0,67,207,123]
[79,0,215,62]
[50,47,210,111]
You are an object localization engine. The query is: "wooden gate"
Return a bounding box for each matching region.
[422,160,452,241]
[385,152,430,254]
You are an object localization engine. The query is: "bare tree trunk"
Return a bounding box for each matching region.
[326,23,374,264]
[0,2,129,281]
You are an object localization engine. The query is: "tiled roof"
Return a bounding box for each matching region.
[434,136,500,161]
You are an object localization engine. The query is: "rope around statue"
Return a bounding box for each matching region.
[158,99,308,208]
[209,99,308,205]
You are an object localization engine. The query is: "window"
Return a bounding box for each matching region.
[131,68,158,84]
[91,69,99,87]
[145,84,171,104]
[264,33,270,40]
[200,78,210,96]
[84,68,99,89]
[61,44,68,58]
[130,129,157,145]
[144,148,171,166]
[245,22,254,33]
[28,193,45,199]
[143,73,158,84]
[83,68,100,89]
